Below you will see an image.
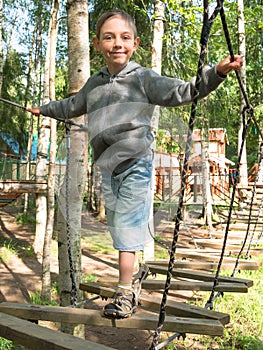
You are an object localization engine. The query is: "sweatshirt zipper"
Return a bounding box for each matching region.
[107,74,116,105]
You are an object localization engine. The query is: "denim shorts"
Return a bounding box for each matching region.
[101,155,153,251]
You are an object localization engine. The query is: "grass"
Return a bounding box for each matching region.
[82,234,115,254]
[0,239,18,263]
[0,238,35,263]
[160,255,263,349]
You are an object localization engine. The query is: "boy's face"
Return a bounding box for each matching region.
[93,15,140,75]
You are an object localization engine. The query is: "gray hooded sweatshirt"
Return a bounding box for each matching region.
[40,61,225,175]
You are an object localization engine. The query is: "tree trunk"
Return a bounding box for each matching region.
[145,0,165,262]
[58,0,89,338]
[23,23,39,214]
[237,0,248,186]
[34,14,50,257]
[41,0,60,302]
[0,0,3,94]
[201,123,213,231]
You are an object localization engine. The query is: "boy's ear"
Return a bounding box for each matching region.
[133,37,140,50]
[93,37,101,51]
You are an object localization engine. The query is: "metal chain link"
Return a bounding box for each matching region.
[149,2,223,348]
[65,125,78,307]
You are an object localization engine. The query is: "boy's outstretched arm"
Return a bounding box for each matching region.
[216,55,243,77]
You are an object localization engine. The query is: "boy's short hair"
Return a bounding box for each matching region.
[96,10,138,39]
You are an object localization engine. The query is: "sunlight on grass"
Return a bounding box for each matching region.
[0,240,18,263]
[166,255,263,349]
[82,235,115,254]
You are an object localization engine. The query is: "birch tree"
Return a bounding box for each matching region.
[144,0,165,261]
[57,0,89,337]
[237,0,248,186]
[201,117,213,230]
[41,0,60,301]
[0,0,3,95]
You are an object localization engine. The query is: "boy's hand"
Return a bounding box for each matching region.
[27,107,41,116]
[216,55,243,77]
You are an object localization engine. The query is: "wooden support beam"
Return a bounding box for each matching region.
[0,180,47,194]
[0,312,114,350]
[79,282,230,325]
[141,280,248,293]
[146,259,260,271]
[147,265,254,287]
[0,303,223,336]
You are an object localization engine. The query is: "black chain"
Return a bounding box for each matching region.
[65,124,78,307]
[205,107,252,308]
[149,2,222,348]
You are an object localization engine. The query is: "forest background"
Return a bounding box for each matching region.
[0,0,263,348]
[0,0,262,166]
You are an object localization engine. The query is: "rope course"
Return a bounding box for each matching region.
[0,2,262,350]
[149,0,262,348]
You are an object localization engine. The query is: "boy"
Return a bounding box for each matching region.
[27,9,243,319]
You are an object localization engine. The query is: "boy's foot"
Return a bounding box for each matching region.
[103,291,136,319]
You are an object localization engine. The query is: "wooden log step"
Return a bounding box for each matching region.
[146,259,260,271]
[138,295,229,326]
[0,312,113,350]
[196,230,258,240]
[147,265,254,287]
[174,248,260,260]
[0,303,223,336]
[79,282,230,325]
[219,223,262,231]
[141,280,248,293]
[190,239,245,250]
[0,180,47,194]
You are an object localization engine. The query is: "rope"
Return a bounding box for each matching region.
[205,108,252,308]
[149,2,222,348]
[205,2,257,306]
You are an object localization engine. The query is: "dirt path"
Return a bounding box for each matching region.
[0,207,159,349]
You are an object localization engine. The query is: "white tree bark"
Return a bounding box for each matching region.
[144,0,165,262]
[41,0,60,301]
[237,0,248,186]
[58,0,89,338]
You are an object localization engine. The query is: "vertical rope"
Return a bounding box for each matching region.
[149,2,222,348]
[205,108,252,308]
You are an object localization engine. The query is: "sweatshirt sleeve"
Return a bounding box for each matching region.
[143,66,225,107]
[40,82,89,119]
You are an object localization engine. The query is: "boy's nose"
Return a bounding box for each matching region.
[113,36,122,47]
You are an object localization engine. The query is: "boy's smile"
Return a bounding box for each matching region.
[94,16,140,75]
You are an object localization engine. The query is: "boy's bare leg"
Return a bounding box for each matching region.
[118,251,135,287]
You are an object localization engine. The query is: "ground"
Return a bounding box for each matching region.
[0,205,177,350]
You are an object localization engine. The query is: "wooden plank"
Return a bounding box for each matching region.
[174,249,239,260]
[138,294,229,326]
[79,282,230,325]
[0,303,223,336]
[146,260,260,271]
[0,180,47,194]
[141,280,248,293]
[0,312,113,350]
[147,265,254,287]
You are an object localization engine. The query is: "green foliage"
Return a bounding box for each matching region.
[0,338,13,350]
[1,0,263,169]
[30,290,59,306]
[0,239,18,262]
[82,273,96,283]
[16,212,36,224]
